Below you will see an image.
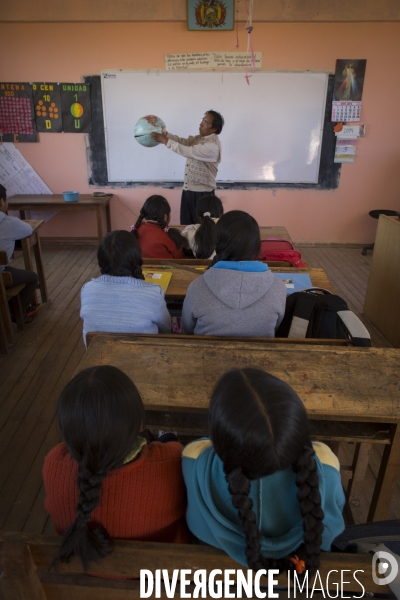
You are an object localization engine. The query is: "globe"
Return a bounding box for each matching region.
[134,115,166,147]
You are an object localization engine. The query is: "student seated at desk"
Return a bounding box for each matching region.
[181,194,223,259]
[0,184,39,323]
[181,210,286,336]
[131,195,186,258]
[182,368,345,572]
[80,230,171,346]
[43,366,189,570]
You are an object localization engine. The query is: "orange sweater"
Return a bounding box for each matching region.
[43,441,189,543]
[136,222,184,259]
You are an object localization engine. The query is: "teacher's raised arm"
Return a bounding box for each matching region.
[151,110,224,225]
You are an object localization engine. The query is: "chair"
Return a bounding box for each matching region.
[0,251,26,352]
[362,209,400,255]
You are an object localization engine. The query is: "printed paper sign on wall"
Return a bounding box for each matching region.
[0,83,37,142]
[61,83,92,133]
[32,83,62,132]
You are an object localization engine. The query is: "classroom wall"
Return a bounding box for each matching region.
[2,21,400,244]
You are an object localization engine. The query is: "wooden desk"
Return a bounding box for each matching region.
[364,215,400,347]
[77,336,400,522]
[173,224,293,243]
[21,220,48,305]
[8,194,113,243]
[148,265,334,300]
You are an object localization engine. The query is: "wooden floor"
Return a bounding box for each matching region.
[0,243,398,537]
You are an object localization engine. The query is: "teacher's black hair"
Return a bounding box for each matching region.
[209,367,324,574]
[206,110,224,134]
[212,210,260,263]
[98,230,144,280]
[0,185,6,201]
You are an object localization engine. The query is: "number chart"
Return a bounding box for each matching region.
[60,83,91,133]
[0,83,37,142]
[32,83,62,132]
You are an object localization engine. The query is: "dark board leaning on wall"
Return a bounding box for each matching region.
[85,74,340,190]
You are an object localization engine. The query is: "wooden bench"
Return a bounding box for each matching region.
[143,257,307,268]
[0,532,391,598]
[86,331,350,348]
[0,250,26,352]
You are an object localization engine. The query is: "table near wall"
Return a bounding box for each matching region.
[76,335,400,522]
[364,215,400,347]
[8,195,113,243]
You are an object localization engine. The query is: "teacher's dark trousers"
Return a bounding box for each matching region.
[180,190,215,225]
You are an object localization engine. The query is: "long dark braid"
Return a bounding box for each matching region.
[293,446,324,571]
[51,366,145,571]
[52,466,112,570]
[210,368,325,575]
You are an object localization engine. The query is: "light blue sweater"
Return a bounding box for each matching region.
[182,439,345,567]
[80,275,171,345]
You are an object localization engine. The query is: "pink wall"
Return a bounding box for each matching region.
[2,22,400,243]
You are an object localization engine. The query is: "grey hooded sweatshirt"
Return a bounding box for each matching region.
[182,266,287,337]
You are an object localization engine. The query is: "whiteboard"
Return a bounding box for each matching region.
[101,70,328,185]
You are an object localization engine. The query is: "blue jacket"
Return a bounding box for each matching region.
[182,439,345,566]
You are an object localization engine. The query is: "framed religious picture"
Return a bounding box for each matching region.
[187,0,234,31]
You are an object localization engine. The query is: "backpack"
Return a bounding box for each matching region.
[276,288,371,346]
[258,238,306,267]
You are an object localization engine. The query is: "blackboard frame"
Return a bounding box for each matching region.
[85,74,340,190]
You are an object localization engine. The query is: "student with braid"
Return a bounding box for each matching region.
[80,230,171,345]
[181,195,223,259]
[131,195,186,258]
[182,368,345,572]
[43,365,189,570]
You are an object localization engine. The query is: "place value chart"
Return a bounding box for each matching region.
[0,83,37,142]
[60,83,91,133]
[32,83,62,132]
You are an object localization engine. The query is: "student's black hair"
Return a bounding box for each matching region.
[0,184,6,202]
[97,230,144,280]
[52,365,145,571]
[209,368,324,574]
[193,195,224,259]
[212,210,261,264]
[206,110,224,134]
[132,195,186,250]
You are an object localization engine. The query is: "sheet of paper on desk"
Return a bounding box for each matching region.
[274,272,312,293]
[142,271,172,293]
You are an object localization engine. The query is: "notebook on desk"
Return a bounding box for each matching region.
[274,272,313,294]
[142,271,172,293]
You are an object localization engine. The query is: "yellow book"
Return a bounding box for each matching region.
[142,270,172,293]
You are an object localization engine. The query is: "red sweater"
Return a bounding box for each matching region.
[136,222,185,259]
[43,441,189,543]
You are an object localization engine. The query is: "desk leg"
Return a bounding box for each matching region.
[105,203,112,233]
[33,234,48,303]
[96,207,104,242]
[21,237,38,306]
[368,424,400,521]
[0,277,14,345]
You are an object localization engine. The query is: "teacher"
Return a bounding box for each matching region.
[151,110,224,224]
